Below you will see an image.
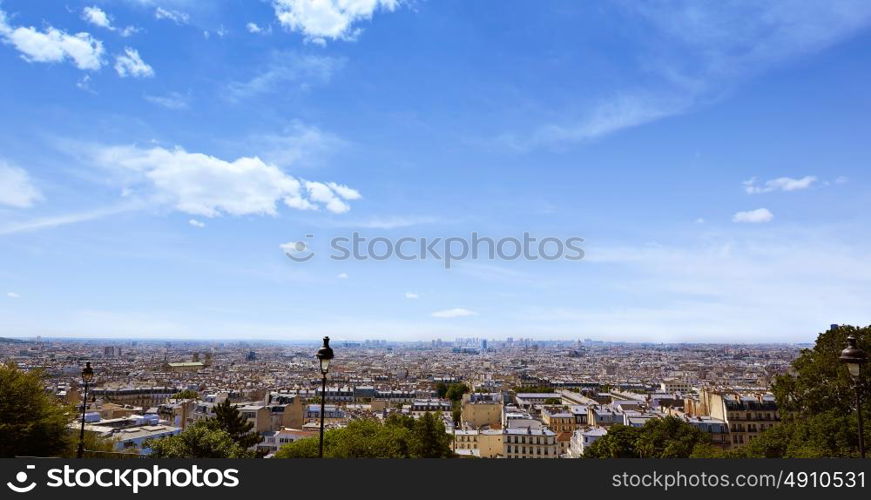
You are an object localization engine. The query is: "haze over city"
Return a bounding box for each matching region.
[2,1,871,343]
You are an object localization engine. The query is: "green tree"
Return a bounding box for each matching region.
[275,419,410,458]
[733,409,864,458]
[171,389,199,399]
[445,383,469,402]
[211,398,261,450]
[451,407,462,425]
[753,324,871,458]
[275,414,454,458]
[62,433,140,458]
[584,425,642,458]
[635,416,711,458]
[273,436,319,458]
[0,362,71,457]
[410,412,454,458]
[435,382,448,399]
[584,417,714,458]
[772,325,870,416]
[146,421,253,458]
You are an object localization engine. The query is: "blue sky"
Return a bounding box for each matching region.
[1,0,871,343]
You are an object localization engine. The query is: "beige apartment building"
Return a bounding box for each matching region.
[503,427,558,458]
[453,429,503,458]
[461,393,503,429]
[688,388,780,448]
[540,406,577,433]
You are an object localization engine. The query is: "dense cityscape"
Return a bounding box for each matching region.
[1,333,807,458]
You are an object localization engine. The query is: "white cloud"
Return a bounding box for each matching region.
[325,182,361,201]
[304,180,358,214]
[744,176,817,194]
[82,6,113,30]
[144,91,188,109]
[0,161,42,208]
[431,308,478,318]
[154,7,189,25]
[272,0,402,44]
[6,292,20,299]
[404,292,419,299]
[114,47,154,78]
[188,218,205,228]
[90,144,361,217]
[732,208,774,223]
[81,7,139,37]
[0,9,104,70]
[246,22,264,33]
[337,272,349,279]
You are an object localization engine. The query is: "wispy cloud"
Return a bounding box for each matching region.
[744,176,817,194]
[431,307,477,318]
[0,204,137,236]
[346,216,440,229]
[144,91,189,110]
[0,161,42,208]
[247,122,345,168]
[569,228,871,340]
[154,7,189,25]
[500,92,692,150]
[225,52,344,101]
[506,0,871,149]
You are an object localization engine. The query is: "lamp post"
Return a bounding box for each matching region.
[76,362,94,459]
[839,335,867,458]
[316,337,334,458]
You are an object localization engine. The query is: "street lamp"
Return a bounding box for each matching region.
[839,335,867,458]
[76,362,94,459]
[315,337,334,458]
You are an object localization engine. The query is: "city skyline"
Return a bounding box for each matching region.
[2,1,871,343]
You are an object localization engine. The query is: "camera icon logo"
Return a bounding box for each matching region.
[280,235,315,262]
[7,465,37,493]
